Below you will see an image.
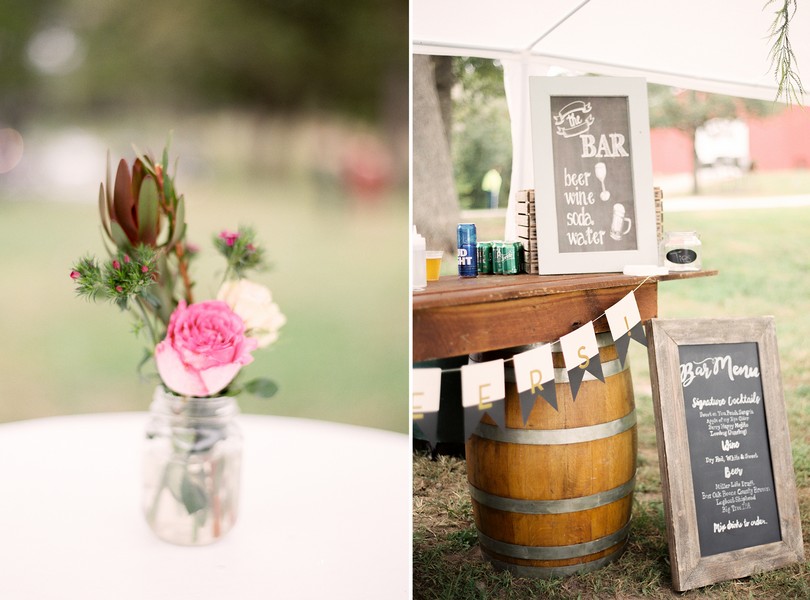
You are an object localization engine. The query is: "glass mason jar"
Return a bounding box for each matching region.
[662,231,702,272]
[143,386,243,545]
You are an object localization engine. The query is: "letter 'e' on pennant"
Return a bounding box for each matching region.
[513,344,557,420]
[412,368,442,449]
[560,322,604,401]
[605,291,648,367]
[461,359,505,442]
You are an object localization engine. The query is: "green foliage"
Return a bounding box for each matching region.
[767,0,805,104]
[647,85,737,133]
[71,246,158,309]
[243,378,279,399]
[0,0,60,125]
[14,0,406,122]
[213,226,266,280]
[451,58,513,210]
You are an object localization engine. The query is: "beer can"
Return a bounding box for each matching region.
[457,223,478,277]
[513,241,524,273]
[477,241,493,274]
[500,241,519,274]
[492,241,504,274]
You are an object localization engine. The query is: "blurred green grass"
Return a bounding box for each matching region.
[0,172,408,433]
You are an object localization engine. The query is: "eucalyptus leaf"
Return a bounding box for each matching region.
[245,378,279,398]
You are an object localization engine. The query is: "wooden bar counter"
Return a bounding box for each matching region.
[413,271,717,362]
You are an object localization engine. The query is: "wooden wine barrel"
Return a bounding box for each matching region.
[466,332,637,578]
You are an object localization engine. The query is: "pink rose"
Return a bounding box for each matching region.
[155,300,258,397]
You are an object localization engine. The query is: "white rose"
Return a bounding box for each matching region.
[217,279,286,348]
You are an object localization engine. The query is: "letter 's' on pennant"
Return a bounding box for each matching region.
[412,368,441,449]
[513,344,557,420]
[605,291,647,367]
[460,359,506,441]
[560,322,604,401]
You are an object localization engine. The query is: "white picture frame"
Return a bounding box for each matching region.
[529,76,657,274]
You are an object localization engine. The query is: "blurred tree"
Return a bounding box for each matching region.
[451,57,512,209]
[0,0,60,126]
[413,54,459,257]
[648,84,782,194]
[3,0,406,124]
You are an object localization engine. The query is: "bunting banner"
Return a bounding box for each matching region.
[605,291,648,367]
[560,322,604,401]
[412,367,442,448]
[512,343,557,419]
[461,359,506,441]
[411,276,655,443]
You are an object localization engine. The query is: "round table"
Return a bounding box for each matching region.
[0,413,410,599]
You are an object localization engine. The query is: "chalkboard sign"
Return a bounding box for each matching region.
[679,342,781,556]
[648,318,803,591]
[529,77,658,274]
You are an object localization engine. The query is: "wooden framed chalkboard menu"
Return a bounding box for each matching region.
[528,76,658,274]
[648,317,803,591]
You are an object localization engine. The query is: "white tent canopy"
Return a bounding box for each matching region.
[412,1,808,239]
[412,0,807,101]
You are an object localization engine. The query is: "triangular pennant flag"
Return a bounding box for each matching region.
[513,344,557,419]
[629,321,648,346]
[412,368,442,448]
[614,333,632,369]
[461,359,506,441]
[413,413,439,448]
[567,365,586,403]
[605,291,648,366]
[560,322,604,401]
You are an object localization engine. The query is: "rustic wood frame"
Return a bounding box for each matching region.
[647,317,804,591]
[528,76,658,274]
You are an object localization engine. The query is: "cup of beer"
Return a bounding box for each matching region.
[425,251,444,281]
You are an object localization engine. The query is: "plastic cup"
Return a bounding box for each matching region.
[425,251,444,281]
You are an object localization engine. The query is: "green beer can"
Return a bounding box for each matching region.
[492,241,503,274]
[500,241,519,274]
[477,241,493,274]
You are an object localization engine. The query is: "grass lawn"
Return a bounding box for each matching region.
[0,172,408,433]
[413,205,810,598]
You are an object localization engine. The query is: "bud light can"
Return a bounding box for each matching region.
[457,223,477,277]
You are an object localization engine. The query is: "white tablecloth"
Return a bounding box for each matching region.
[0,413,411,599]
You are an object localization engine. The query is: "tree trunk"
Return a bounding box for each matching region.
[432,56,454,150]
[413,54,460,257]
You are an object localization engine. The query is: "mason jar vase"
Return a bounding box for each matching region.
[142,386,243,545]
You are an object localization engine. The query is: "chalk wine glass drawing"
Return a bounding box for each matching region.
[594,161,610,201]
[70,142,286,545]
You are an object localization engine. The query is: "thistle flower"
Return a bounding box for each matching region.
[214,226,265,279]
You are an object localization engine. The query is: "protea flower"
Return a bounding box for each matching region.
[98,150,185,252]
[96,147,193,321]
